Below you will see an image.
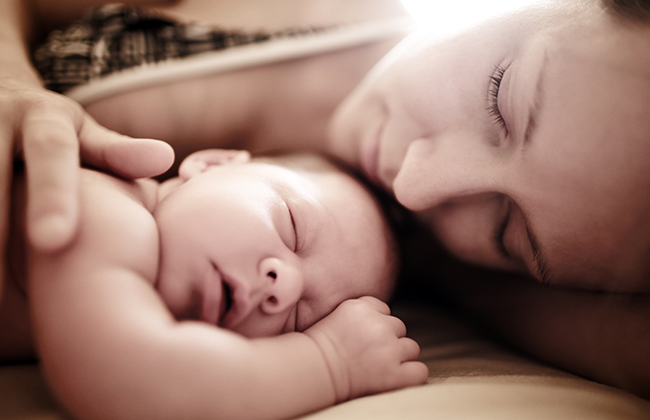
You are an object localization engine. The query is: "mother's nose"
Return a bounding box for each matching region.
[392,135,509,211]
[257,257,303,314]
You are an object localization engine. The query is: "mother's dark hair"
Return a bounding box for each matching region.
[603,0,650,21]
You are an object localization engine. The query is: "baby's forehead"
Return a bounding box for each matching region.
[257,156,399,300]
[252,153,370,196]
[268,155,398,293]
[254,153,346,177]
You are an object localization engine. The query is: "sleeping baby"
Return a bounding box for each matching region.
[0,147,428,420]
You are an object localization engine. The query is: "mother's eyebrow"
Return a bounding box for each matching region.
[524,51,550,145]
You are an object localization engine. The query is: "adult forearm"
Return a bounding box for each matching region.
[435,257,650,399]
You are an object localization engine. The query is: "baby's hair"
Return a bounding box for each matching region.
[255,150,412,301]
[602,0,650,22]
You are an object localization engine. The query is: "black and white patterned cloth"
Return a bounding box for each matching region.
[33,3,329,94]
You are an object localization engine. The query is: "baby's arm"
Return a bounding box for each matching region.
[28,171,426,420]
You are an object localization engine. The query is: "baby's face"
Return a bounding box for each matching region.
[153,156,394,337]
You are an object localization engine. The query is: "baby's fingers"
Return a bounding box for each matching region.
[397,360,429,388]
[399,336,422,362]
[22,107,81,251]
[387,315,408,338]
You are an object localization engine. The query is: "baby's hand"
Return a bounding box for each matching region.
[304,296,429,402]
[4,85,174,251]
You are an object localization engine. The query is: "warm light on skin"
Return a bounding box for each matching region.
[400,0,541,36]
[330,0,650,291]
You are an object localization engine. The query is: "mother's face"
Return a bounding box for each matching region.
[328,0,650,292]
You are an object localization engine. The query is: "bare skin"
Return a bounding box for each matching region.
[0,151,427,420]
[0,0,177,303]
[327,0,650,398]
[82,0,412,174]
[0,0,411,303]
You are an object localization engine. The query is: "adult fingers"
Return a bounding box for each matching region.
[21,105,81,252]
[78,116,174,179]
[21,100,173,252]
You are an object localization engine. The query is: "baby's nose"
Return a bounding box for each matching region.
[257,257,303,314]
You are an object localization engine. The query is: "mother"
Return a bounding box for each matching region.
[329,0,650,293]
[3,0,650,398]
[327,0,650,398]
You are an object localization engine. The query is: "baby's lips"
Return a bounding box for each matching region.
[216,272,251,330]
[201,264,224,325]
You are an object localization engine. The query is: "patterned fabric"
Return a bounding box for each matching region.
[33,3,329,94]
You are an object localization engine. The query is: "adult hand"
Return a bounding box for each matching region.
[304,296,429,402]
[0,0,174,311]
[6,85,175,252]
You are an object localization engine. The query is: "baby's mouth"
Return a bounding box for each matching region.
[201,264,234,326]
[221,281,234,323]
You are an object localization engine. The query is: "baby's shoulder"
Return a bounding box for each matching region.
[76,169,160,283]
[80,168,158,209]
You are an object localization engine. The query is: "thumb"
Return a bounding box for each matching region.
[79,116,175,179]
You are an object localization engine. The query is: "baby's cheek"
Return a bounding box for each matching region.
[281,306,298,333]
[232,310,293,338]
[297,301,336,333]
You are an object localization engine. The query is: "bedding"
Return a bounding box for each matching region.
[33,4,413,105]
[2,302,649,419]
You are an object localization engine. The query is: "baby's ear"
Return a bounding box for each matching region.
[178,149,251,180]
